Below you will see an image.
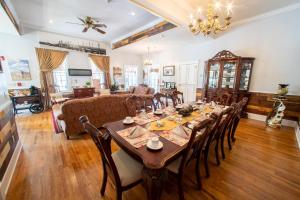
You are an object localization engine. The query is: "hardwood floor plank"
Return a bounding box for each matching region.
[6,111,300,200]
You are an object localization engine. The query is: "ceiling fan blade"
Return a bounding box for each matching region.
[92,27,106,34]
[82,27,89,32]
[66,22,84,25]
[94,24,107,28]
[78,17,85,24]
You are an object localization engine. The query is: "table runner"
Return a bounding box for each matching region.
[133,113,160,126]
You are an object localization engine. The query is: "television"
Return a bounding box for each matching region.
[68,68,92,76]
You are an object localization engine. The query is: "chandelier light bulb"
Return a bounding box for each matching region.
[188,1,233,36]
[214,1,221,10]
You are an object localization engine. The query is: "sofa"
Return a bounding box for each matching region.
[129,85,155,95]
[56,94,154,139]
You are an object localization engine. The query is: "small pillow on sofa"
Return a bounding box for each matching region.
[133,86,149,95]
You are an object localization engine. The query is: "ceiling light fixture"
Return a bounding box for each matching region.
[49,19,54,24]
[143,47,152,66]
[130,11,136,16]
[189,1,233,36]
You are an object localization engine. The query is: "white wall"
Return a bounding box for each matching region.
[0,32,40,91]
[110,50,143,85]
[0,31,143,91]
[144,8,300,95]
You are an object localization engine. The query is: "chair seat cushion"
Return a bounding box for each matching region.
[166,150,193,174]
[112,150,143,186]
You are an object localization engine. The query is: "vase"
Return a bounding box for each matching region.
[277,84,289,96]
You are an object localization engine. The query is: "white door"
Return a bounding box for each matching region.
[177,63,198,103]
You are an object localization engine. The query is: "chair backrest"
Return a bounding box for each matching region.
[125,95,155,116]
[217,105,235,139]
[170,91,184,107]
[154,92,166,109]
[204,111,224,147]
[215,92,232,106]
[79,115,122,187]
[178,117,213,174]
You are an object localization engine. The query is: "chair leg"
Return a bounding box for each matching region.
[195,152,202,190]
[177,177,185,200]
[231,119,239,142]
[214,139,220,165]
[100,170,107,196]
[116,188,122,200]
[204,146,210,178]
[227,126,232,150]
[221,133,226,159]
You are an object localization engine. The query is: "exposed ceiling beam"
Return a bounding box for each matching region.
[0,0,21,35]
[112,20,176,50]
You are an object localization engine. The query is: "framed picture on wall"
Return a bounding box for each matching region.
[163,65,175,76]
[8,59,32,80]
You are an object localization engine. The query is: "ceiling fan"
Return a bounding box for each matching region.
[66,16,107,34]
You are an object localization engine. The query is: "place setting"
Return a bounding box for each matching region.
[160,125,192,146]
[117,125,158,148]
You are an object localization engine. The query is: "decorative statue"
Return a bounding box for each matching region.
[266,98,286,128]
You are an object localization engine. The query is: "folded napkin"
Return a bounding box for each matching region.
[172,125,190,139]
[127,126,145,139]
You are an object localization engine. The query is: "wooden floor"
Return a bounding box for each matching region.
[7,111,300,200]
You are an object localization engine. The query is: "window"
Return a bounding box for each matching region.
[53,59,68,92]
[124,65,138,90]
[148,67,160,92]
[90,59,106,89]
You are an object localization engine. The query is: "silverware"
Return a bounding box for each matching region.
[133,139,148,146]
[129,127,137,136]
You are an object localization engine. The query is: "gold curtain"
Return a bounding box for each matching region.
[35,48,68,108]
[89,54,111,88]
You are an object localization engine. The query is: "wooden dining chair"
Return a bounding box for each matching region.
[202,111,224,177]
[215,92,232,106]
[210,106,234,165]
[228,97,248,149]
[153,92,166,109]
[219,104,238,159]
[166,118,213,199]
[170,91,184,107]
[125,95,155,116]
[79,115,143,200]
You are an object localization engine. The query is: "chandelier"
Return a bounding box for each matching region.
[144,47,152,66]
[189,1,233,36]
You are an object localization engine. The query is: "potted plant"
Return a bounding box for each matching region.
[110,83,119,92]
[85,81,91,88]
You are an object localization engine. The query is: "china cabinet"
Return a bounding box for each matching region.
[203,50,255,104]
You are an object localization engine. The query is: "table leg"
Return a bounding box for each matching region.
[142,167,168,200]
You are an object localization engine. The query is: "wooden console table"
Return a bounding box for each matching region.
[11,94,42,114]
[73,87,95,98]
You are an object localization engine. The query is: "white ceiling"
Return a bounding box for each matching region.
[10,0,159,42]
[115,0,300,54]
[130,0,300,26]
[0,3,19,35]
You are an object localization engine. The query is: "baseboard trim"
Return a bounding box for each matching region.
[247,112,298,128]
[0,140,22,199]
[247,112,300,148]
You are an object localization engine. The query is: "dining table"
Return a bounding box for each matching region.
[104,104,218,200]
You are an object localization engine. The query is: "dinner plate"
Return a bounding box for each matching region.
[146,140,163,150]
[196,101,203,104]
[123,119,134,125]
[154,110,164,115]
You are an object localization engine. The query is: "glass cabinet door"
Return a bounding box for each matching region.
[208,63,220,88]
[239,62,252,90]
[221,61,237,89]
